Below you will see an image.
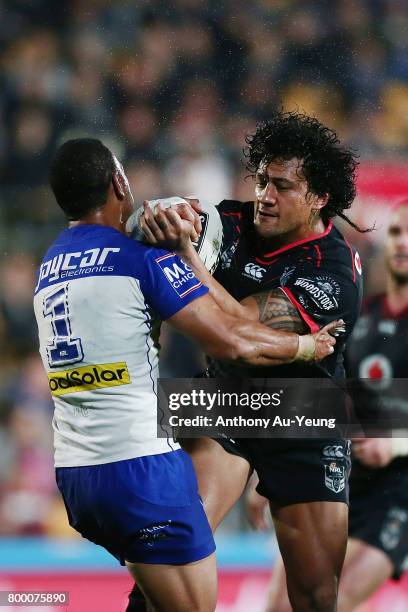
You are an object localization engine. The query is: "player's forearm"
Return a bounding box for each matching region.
[176,243,256,321]
[227,318,300,366]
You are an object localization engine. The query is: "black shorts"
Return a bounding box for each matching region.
[214,437,351,507]
[349,467,408,579]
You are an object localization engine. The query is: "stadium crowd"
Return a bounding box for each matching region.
[0,0,407,537]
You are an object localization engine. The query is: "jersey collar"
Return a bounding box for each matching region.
[256,221,333,259]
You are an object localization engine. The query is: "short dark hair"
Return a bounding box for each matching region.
[245,111,367,232]
[49,138,115,220]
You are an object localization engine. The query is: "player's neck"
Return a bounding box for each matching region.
[386,275,408,314]
[69,203,125,234]
[257,218,327,252]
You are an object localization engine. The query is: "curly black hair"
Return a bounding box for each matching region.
[245,110,368,232]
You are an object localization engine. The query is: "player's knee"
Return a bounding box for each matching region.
[290,582,337,612]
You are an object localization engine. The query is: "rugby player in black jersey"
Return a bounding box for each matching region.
[139,111,364,612]
[338,202,408,609]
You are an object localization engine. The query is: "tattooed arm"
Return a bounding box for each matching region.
[241,289,309,333]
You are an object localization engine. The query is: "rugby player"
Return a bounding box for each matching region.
[246,202,408,611]
[140,111,364,612]
[34,138,338,612]
[339,202,408,609]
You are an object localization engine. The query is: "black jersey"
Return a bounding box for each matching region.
[346,294,408,481]
[210,200,363,379]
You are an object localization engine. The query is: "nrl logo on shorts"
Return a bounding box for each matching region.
[324,462,345,493]
[137,520,172,547]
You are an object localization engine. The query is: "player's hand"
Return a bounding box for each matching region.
[313,319,345,360]
[245,487,270,531]
[352,438,394,468]
[172,198,202,238]
[296,319,342,362]
[139,200,198,250]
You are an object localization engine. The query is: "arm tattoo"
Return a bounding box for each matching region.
[252,288,308,333]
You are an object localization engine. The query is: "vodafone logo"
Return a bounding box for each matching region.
[244,263,266,280]
[359,354,392,390]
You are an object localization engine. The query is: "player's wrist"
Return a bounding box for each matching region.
[294,334,315,361]
[176,240,197,263]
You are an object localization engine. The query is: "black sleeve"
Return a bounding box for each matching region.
[279,265,361,335]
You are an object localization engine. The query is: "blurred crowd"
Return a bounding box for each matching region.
[0,0,407,537]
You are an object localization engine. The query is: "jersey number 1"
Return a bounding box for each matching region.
[43,285,84,368]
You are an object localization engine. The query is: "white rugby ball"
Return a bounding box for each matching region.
[126,197,223,274]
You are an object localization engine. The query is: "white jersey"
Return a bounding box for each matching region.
[34,224,207,467]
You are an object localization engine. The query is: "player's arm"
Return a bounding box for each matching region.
[168,293,297,366]
[167,292,337,366]
[241,289,308,333]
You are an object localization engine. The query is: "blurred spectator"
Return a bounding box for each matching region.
[3,104,55,188]
[0,253,37,358]
[0,351,55,536]
[0,404,55,535]
[125,160,164,203]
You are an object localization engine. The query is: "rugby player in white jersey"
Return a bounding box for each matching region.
[34,139,339,611]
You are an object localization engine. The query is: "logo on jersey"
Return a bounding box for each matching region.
[280,266,296,285]
[35,247,120,290]
[155,253,201,298]
[322,445,346,459]
[359,353,392,390]
[243,262,266,281]
[324,462,346,493]
[48,362,131,396]
[220,240,239,270]
[293,275,340,311]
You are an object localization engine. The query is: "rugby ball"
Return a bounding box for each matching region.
[126,197,223,274]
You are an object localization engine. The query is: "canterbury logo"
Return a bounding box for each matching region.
[322,445,344,458]
[48,362,131,396]
[244,263,265,279]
